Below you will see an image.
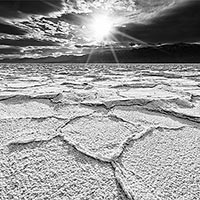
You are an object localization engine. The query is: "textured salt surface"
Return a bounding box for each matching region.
[1,137,123,200]
[116,127,200,200]
[0,64,200,199]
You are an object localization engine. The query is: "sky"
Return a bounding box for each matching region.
[0,0,199,61]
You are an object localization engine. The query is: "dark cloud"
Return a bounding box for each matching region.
[60,13,89,26]
[0,23,26,35]
[0,38,58,47]
[0,47,21,54]
[0,0,64,19]
[46,13,89,26]
[24,46,74,57]
[115,0,200,44]
[134,0,173,11]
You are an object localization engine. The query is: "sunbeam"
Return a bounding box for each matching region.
[110,44,119,65]
[115,30,148,46]
[109,35,120,65]
[86,46,95,64]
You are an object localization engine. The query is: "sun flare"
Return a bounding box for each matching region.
[84,11,147,64]
[89,14,115,42]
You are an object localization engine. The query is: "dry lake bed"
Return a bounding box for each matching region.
[0,63,199,200]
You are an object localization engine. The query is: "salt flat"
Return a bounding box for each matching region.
[0,64,199,200]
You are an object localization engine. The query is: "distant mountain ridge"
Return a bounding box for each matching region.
[2,43,200,63]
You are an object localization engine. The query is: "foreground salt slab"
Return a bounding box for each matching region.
[115,126,200,200]
[0,99,53,119]
[0,118,64,146]
[0,95,94,120]
[110,106,184,129]
[0,137,123,200]
[61,113,142,161]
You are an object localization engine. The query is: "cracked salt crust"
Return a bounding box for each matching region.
[0,64,200,199]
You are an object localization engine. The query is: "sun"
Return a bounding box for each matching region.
[88,14,115,42]
[83,11,149,64]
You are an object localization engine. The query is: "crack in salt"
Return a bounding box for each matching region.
[145,107,200,124]
[57,112,96,131]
